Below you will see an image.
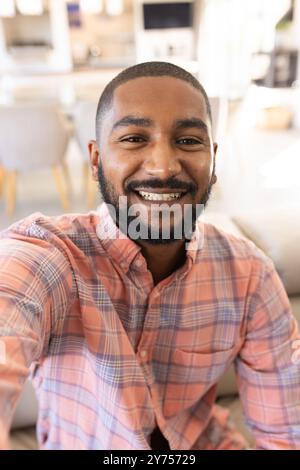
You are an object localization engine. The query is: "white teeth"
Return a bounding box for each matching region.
[138,191,182,201]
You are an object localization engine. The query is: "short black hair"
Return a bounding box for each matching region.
[95,61,212,142]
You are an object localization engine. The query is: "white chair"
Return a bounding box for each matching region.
[0,105,71,216]
[208,96,228,142]
[207,97,229,210]
[72,100,98,208]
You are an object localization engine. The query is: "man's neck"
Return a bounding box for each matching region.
[138,239,187,286]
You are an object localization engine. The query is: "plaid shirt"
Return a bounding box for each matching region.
[0,202,299,450]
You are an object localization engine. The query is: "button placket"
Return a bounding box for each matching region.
[135,259,143,268]
[137,289,161,371]
[291,340,300,364]
[140,349,148,359]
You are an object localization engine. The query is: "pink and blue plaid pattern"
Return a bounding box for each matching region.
[0,202,299,449]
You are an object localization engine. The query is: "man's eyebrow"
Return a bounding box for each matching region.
[110,115,209,134]
[174,118,209,134]
[111,115,154,132]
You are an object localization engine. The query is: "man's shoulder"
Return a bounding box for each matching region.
[0,211,100,259]
[1,211,98,239]
[200,218,272,268]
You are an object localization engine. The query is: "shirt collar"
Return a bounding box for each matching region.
[95,202,205,272]
[185,219,206,264]
[95,202,141,273]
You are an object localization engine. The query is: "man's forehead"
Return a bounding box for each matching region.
[113,75,205,101]
[110,76,208,120]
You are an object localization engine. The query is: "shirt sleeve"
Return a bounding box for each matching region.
[0,237,73,449]
[235,253,300,449]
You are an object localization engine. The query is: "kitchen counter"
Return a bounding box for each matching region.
[0,67,126,106]
[0,58,202,107]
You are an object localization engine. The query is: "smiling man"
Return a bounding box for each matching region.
[90,64,217,284]
[0,62,300,450]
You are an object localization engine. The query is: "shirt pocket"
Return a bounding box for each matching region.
[172,347,236,376]
[163,347,236,417]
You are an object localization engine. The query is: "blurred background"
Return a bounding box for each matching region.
[2,1,300,449]
[0,0,300,228]
[0,0,300,226]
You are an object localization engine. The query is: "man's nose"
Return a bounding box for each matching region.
[142,140,182,179]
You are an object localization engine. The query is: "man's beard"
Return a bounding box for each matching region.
[97,163,215,245]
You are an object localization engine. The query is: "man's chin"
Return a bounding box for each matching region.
[123,219,197,245]
[133,235,182,246]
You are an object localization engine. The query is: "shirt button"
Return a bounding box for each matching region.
[291,350,300,365]
[140,350,148,359]
[291,348,300,365]
[291,340,300,364]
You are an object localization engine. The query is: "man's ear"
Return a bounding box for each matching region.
[212,142,218,184]
[88,140,99,181]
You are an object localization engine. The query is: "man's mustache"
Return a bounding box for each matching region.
[125,178,197,196]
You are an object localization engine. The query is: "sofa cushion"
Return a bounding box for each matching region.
[11,380,38,430]
[201,212,246,238]
[216,364,238,397]
[290,295,300,325]
[216,396,254,447]
[10,426,38,450]
[232,208,300,295]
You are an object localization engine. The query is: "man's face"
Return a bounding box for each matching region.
[89,76,217,244]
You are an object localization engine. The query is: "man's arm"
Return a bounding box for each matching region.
[235,255,300,449]
[0,238,72,448]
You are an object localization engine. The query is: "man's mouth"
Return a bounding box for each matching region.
[136,190,184,201]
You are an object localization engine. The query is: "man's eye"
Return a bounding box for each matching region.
[177,138,202,145]
[120,136,145,143]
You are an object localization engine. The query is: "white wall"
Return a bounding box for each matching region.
[48,0,72,72]
[0,0,72,73]
[196,0,292,98]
